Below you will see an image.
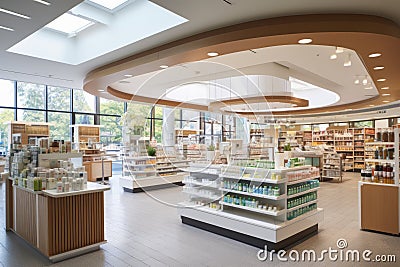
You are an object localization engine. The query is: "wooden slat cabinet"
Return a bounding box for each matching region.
[83,160,112,182]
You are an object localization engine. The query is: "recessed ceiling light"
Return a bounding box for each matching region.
[0,25,14,31]
[373,66,384,70]
[330,54,337,60]
[292,104,298,107]
[33,0,51,6]
[369,105,375,107]
[88,0,129,10]
[354,78,360,85]
[298,38,312,44]
[346,109,353,111]
[381,87,389,90]
[45,13,94,35]
[98,89,105,92]
[336,47,344,54]
[0,8,31,19]
[382,93,391,96]
[344,54,352,67]
[124,74,133,77]
[369,53,381,58]
[383,100,389,103]
[160,65,169,69]
[377,78,386,82]
[207,52,219,57]
[364,86,373,90]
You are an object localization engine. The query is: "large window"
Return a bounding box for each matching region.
[100,98,124,115]
[17,82,45,109]
[17,109,45,122]
[75,114,94,125]
[353,120,373,128]
[100,116,122,146]
[73,89,95,113]
[48,86,70,111]
[0,79,15,107]
[0,108,14,150]
[48,112,71,140]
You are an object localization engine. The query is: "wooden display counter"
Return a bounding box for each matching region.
[83,160,112,182]
[6,179,110,262]
[359,182,399,235]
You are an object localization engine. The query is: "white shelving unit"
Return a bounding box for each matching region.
[321,152,342,182]
[179,164,323,250]
[121,155,189,192]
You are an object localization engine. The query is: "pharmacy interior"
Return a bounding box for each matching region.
[1,12,400,262]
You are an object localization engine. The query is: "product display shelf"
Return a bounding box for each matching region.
[358,127,399,235]
[321,152,342,182]
[351,127,375,170]
[121,156,188,192]
[179,164,323,250]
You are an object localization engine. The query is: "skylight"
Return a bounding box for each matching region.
[88,0,129,10]
[45,13,94,35]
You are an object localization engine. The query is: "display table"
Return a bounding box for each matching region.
[6,179,110,262]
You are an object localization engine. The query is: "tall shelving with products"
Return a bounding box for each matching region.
[249,126,275,160]
[179,164,323,250]
[359,127,399,235]
[352,127,375,170]
[334,128,354,171]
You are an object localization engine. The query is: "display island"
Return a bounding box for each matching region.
[179,162,323,250]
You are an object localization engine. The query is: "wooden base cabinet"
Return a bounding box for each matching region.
[83,160,112,182]
[7,181,110,262]
[359,182,399,235]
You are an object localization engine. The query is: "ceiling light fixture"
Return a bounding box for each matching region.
[298,38,312,44]
[364,86,373,90]
[160,65,169,69]
[98,89,105,92]
[373,66,384,70]
[377,78,386,82]
[344,54,351,67]
[330,54,337,60]
[336,47,344,54]
[88,0,129,10]
[33,0,51,6]
[0,25,14,31]
[0,7,31,19]
[369,105,375,107]
[369,53,381,58]
[362,76,368,86]
[382,93,391,96]
[383,100,389,103]
[207,52,219,57]
[124,74,133,77]
[354,76,360,85]
[45,13,94,35]
[381,87,389,90]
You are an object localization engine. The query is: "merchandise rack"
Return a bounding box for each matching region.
[358,127,399,235]
[321,152,342,182]
[179,164,323,250]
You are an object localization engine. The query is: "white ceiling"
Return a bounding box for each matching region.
[0,0,399,122]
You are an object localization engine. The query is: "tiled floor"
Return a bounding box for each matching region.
[0,173,399,266]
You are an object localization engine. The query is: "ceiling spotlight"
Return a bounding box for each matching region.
[382,93,391,96]
[364,86,373,90]
[383,100,389,103]
[373,66,384,70]
[160,65,169,69]
[124,74,133,77]
[298,38,312,44]
[362,76,368,85]
[330,54,337,60]
[354,77,360,85]
[381,87,389,90]
[336,47,344,54]
[292,104,298,107]
[98,89,105,92]
[344,54,351,67]
[369,105,375,107]
[346,108,353,111]
[207,52,219,57]
[369,53,381,58]
[377,78,386,82]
